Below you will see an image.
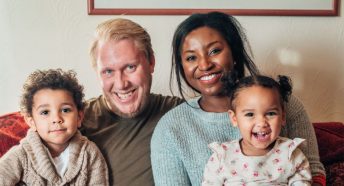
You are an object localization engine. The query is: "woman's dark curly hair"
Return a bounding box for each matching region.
[20,69,85,116]
[222,72,292,110]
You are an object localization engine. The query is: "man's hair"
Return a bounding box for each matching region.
[89,18,154,68]
[20,69,85,116]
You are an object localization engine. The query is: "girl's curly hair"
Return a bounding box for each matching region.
[222,72,292,110]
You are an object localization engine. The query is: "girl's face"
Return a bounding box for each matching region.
[228,86,286,156]
[181,26,234,97]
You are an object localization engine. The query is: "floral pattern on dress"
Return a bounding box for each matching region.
[202,137,312,186]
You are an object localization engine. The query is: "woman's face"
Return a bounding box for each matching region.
[181,26,234,97]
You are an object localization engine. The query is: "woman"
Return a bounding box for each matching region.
[151,12,325,186]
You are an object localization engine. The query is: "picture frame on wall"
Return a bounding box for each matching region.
[88,0,340,16]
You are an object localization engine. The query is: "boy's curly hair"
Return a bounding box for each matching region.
[20,69,85,116]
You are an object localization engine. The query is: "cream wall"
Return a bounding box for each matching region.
[1,0,343,122]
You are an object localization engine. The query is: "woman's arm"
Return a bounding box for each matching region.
[283,95,326,185]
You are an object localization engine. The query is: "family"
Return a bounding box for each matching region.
[0,12,325,185]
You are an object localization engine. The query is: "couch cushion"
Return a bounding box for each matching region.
[325,161,344,185]
[0,112,343,184]
[313,122,344,165]
[0,112,29,157]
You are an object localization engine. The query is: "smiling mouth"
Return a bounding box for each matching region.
[252,131,271,139]
[116,90,135,100]
[199,72,221,81]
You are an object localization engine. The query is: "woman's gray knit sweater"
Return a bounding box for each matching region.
[151,95,324,186]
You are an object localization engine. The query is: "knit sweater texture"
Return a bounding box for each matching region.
[151,95,325,186]
[0,129,109,185]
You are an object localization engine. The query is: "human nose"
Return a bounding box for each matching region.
[197,56,214,71]
[52,113,63,125]
[113,72,129,90]
[256,115,268,128]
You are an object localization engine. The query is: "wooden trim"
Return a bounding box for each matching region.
[88,0,340,16]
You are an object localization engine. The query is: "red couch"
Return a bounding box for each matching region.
[1,112,343,185]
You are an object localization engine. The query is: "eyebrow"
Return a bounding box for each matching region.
[240,109,254,113]
[240,106,280,112]
[34,104,49,111]
[34,102,74,110]
[182,41,220,53]
[206,41,220,48]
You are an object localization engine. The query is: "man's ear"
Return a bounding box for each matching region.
[149,55,155,73]
[24,114,37,131]
[77,110,84,128]
[228,110,238,127]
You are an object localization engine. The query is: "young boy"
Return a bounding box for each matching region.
[0,69,109,185]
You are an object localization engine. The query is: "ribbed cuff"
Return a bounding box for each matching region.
[313,174,326,186]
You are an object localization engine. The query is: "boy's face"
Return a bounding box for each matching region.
[228,86,286,156]
[25,89,83,156]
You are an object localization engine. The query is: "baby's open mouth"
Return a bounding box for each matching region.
[252,131,271,140]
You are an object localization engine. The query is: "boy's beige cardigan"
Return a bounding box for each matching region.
[0,129,109,185]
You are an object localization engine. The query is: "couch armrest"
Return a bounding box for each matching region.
[313,122,344,165]
[0,112,29,157]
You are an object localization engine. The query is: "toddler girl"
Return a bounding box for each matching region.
[202,74,312,185]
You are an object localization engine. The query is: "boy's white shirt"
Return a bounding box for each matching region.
[45,144,70,177]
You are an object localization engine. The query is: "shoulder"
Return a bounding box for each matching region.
[157,97,198,119]
[83,137,102,153]
[208,140,238,155]
[72,131,99,151]
[276,137,306,159]
[82,96,113,131]
[151,100,196,145]
[285,95,307,116]
[83,95,107,121]
[84,95,104,113]
[0,141,27,169]
[153,100,195,134]
[149,94,183,111]
[276,136,305,146]
[283,94,311,129]
[0,144,25,159]
[70,132,105,163]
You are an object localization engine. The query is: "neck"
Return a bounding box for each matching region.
[199,95,230,112]
[240,139,275,156]
[44,142,69,158]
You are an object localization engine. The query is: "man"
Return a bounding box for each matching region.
[80,18,182,186]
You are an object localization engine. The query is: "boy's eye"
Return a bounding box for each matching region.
[244,112,254,117]
[40,110,49,115]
